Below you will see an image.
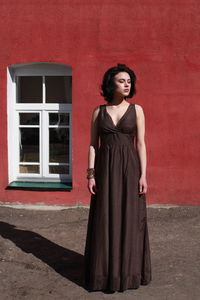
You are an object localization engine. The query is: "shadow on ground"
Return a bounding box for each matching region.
[0,222,84,287]
[0,221,115,295]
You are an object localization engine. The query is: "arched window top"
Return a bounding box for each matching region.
[8,62,72,80]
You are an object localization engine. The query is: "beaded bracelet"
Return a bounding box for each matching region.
[87,168,95,179]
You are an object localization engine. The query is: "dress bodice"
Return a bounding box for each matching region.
[97,103,137,146]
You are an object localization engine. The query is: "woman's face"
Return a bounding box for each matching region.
[113,72,131,98]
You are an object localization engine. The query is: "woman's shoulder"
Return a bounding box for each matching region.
[134,104,145,118]
[134,103,143,110]
[93,104,104,114]
[91,105,103,121]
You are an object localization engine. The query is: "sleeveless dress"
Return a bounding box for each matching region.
[84,103,152,292]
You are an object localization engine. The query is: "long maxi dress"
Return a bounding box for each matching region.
[84,103,152,292]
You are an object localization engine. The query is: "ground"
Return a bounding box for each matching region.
[0,204,199,300]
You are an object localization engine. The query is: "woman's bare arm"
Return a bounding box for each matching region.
[87,106,100,195]
[88,105,100,168]
[135,104,148,193]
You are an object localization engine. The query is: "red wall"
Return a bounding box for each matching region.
[0,0,199,205]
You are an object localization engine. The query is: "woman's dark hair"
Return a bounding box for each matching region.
[100,63,136,102]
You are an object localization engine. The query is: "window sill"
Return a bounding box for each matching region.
[6,181,72,191]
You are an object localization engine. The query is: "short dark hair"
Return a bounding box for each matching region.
[100,63,137,102]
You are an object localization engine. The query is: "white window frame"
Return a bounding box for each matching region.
[7,62,72,183]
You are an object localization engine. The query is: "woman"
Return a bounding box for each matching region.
[84,63,152,292]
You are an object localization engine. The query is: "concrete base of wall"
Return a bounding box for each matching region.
[0,201,197,211]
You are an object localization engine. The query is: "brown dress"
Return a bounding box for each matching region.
[84,103,152,292]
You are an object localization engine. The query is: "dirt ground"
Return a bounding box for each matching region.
[0,204,199,300]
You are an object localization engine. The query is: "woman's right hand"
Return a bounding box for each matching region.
[88,178,98,195]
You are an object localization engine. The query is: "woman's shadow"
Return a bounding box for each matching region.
[0,221,84,288]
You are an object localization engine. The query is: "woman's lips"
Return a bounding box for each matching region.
[124,89,129,92]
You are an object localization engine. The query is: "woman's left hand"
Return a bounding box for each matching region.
[139,176,148,194]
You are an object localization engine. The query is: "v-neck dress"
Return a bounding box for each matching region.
[84,103,152,292]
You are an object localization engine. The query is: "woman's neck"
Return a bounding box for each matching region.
[108,98,127,106]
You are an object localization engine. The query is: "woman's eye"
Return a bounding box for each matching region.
[119,80,131,83]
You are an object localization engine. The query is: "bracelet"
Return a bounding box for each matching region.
[87,168,95,179]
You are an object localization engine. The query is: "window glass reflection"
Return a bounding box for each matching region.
[17,76,42,103]
[20,128,39,162]
[20,113,39,125]
[46,76,72,103]
[49,165,69,174]
[19,165,39,173]
[49,113,69,126]
[49,128,69,163]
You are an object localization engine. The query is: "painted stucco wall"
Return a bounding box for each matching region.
[0,0,199,205]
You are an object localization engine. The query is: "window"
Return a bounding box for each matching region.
[7,62,72,187]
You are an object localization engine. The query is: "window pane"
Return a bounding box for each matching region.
[17,76,42,103]
[19,165,40,173]
[49,113,69,126]
[20,128,39,162]
[20,113,39,125]
[49,165,69,174]
[49,128,69,163]
[46,76,72,103]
